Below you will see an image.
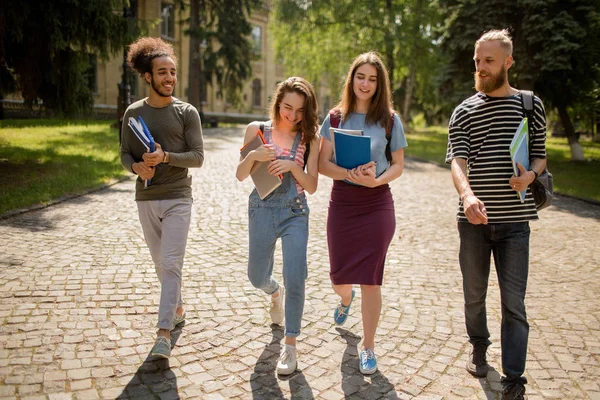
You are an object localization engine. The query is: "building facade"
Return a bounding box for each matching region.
[95,0,287,122]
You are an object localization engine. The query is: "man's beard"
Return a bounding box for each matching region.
[151,77,175,97]
[475,65,506,94]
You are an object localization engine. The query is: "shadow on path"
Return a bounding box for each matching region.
[250,325,314,399]
[337,327,398,399]
[116,326,184,399]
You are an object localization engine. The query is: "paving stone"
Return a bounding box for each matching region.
[0,126,598,399]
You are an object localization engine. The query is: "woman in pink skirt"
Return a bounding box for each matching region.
[318,52,407,375]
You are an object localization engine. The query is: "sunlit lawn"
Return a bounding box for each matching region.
[1,119,598,216]
[405,126,600,203]
[0,119,127,215]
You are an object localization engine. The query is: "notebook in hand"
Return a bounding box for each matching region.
[240,132,282,199]
[333,130,371,170]
[509,117,530,203]
[329,128,362,159]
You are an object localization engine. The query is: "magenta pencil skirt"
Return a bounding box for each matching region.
[327,180,396,285]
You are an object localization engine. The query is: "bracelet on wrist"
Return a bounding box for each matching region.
[529,169,538,180]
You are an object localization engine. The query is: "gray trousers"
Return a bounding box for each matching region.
[137,198,192,330]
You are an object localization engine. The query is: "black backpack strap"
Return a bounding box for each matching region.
[520,90,535,160]
[385,113,395,162]
[259,123,265,134]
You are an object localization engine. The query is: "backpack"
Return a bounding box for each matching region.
[329,109,394,162]
[520,90,554,211]
[259,123,310,170]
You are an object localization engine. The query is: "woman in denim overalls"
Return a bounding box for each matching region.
[236,77,319,375]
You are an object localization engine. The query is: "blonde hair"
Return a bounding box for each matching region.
[268,77,319,144]
[335,52,394,128]
[476,29,513,56]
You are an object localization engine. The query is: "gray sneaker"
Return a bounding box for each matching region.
[172,312,186,330]
[151,336,171,359]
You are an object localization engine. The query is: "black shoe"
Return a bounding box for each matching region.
[466,342,490,377]
[501,382,526,400]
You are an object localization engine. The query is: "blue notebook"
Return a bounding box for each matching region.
[509,118,530,202]
[333,130,371,169]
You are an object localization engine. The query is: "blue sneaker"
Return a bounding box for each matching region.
[359,348,377,375]
[333,290,355,326]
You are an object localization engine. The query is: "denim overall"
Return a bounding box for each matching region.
[247,122,309,337]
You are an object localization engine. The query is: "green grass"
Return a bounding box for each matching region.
[405,127,600,203]
[0,119,127,215]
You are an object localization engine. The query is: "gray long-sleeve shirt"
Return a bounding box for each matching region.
[120,98,204,201]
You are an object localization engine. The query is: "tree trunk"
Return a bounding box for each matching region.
[402,67,415,126]
[557,105,585,161]
[188,0,202,112]
[384,0,395,95]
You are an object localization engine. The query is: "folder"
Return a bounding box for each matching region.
[128,116,155,188]
[328,128,363,159]
[509,117,530,202]
[240,131,282,199]
[333,130,371,170]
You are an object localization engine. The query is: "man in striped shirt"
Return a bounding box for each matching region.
[446,29,547,400]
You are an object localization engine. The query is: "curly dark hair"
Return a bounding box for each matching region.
[126,37,177,77]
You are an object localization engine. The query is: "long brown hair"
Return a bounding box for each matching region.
[268,77,319,144]
[335,52,394,129]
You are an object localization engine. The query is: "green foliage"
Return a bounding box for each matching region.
[405,126,600,202]
[0,0,131,116]
[271,0,443,119]
[435,0,600,131]
[0,120,127,215]
[179,0,262,106]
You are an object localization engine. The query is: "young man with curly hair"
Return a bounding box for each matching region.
[120,37,204,358]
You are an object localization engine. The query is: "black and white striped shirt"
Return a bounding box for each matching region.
[446,92,547,223]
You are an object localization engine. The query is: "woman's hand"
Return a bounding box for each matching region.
[357,161,376,177]
[252,144,276,162]
[267,159,297,176]
[346,161,377,187]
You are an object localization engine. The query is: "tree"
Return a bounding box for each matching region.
[0,0,130,117]
[180,0,262,112]
[271,0,442,125]
[436,0,600,160]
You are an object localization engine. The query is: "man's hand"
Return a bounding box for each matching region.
[142,143,165,167]
[509,162,536,192]
[132,162,155,180]
[463,194,488,225]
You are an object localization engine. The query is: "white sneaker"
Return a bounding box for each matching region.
[277,344,297,375]
[270,286,284,325]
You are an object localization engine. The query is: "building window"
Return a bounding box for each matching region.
[161,3,175,39]
[252,26,262,56]
[252,79,261,107]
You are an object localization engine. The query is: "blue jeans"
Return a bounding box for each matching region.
[247,195,309,338]
[458,222,530,385]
